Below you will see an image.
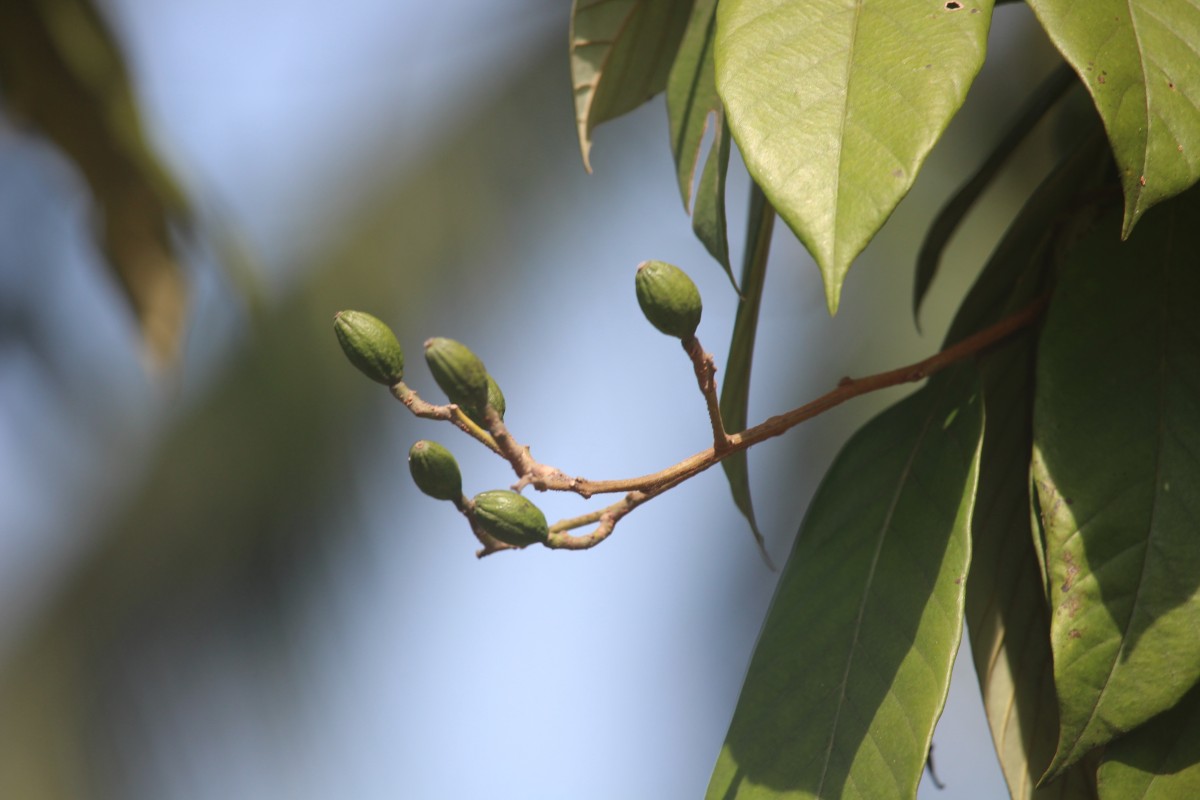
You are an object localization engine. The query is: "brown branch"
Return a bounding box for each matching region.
[683,334,732,452]
[479,406,573,492]
[536,294,1047,496]
[390,383,500,454]
[545,491,647,550]
[401,295,1047,554]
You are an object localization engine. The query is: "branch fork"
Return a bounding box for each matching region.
[398,297,1046,558]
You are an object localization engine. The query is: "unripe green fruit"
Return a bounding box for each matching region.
[425,337,490,420]
[635,260,702,340]
[472,490,549,547]
[466,373,506,427]
[334,310,404,385]
[408,440,462,502]
[486,374,506,420]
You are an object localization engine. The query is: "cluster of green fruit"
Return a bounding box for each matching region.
[332,260,703,550]
[333,309,548,547]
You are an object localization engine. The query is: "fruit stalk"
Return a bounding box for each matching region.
[683,335,731,452]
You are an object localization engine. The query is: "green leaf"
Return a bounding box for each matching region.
[1097,682,1200,799]
[720,183,774,568]
[707,367,983,800]
[1032,185,1200,777]
[1026,0,1200,237]
[667,0,733,277]
[959,349,1065,800]
[950,134,1111,800]
[950,235,1064,800]
[715,0,994,314]
[914,64,1077,327]
[0,0,190,363]
[570,0,693,172]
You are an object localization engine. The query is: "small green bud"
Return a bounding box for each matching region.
[465,373,506,427]
[425,337,490,420]
[408,440,463,502]
[486,374,506,420]
[471,489,549,547]
[635,260,702,339]
[334,310,404,385]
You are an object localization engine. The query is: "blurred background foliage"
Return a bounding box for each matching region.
[0,1,1071,797]
[0,0,189,364]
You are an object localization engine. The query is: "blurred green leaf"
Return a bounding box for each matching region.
[1026,0,1200,237]
[914,63,1076,327]
[708,366,983,800]
[570,0,692,171]
[0,43,568,798]
[0,0,190,363]
[1032,185,1200,777]
[1097,682,1200,799]
[719,183,773,567]
[715,0,994,313]
[666,0,731,277]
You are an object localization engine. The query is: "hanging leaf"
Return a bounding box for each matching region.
[666,0,732,277]
[1026,0,1200,237]
[719,184,774,567]
[715,0,994,313]
[1032,185,1200,777]
[948,133,1110,800]
[708,366,983,800]
[570,0,693,172]
[0,0,190,364]
[914,63,1076,326]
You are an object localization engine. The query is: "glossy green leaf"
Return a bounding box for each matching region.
[715,0,994,313]
[950,134,1111,800]
[914,64,1077,326]
[1097,682,1200,799]
[1032,185,1200,777]
[1026,0,1200,237]
[707,366,983,800]
[570,0,692,172]
[0,0,190,363]
[720,184,774,568]
[667,0,732,277]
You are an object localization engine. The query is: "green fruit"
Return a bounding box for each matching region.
[486,374,506,420]
[334,310,404,385]
[635,260,702,339]
[408,440,462,502]
[466,373,506,426]
[472,490,549,546]
[425,337,490,420]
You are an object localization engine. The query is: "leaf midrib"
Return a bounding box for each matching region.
[815,406,936,797]
[1127,0,1153,216]
[829,0,866,272]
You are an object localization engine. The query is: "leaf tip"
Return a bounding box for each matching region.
[1038,731,1090,787]
[578,137,594,174]
[1120,205,1140,240]
[823,278,843,316]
